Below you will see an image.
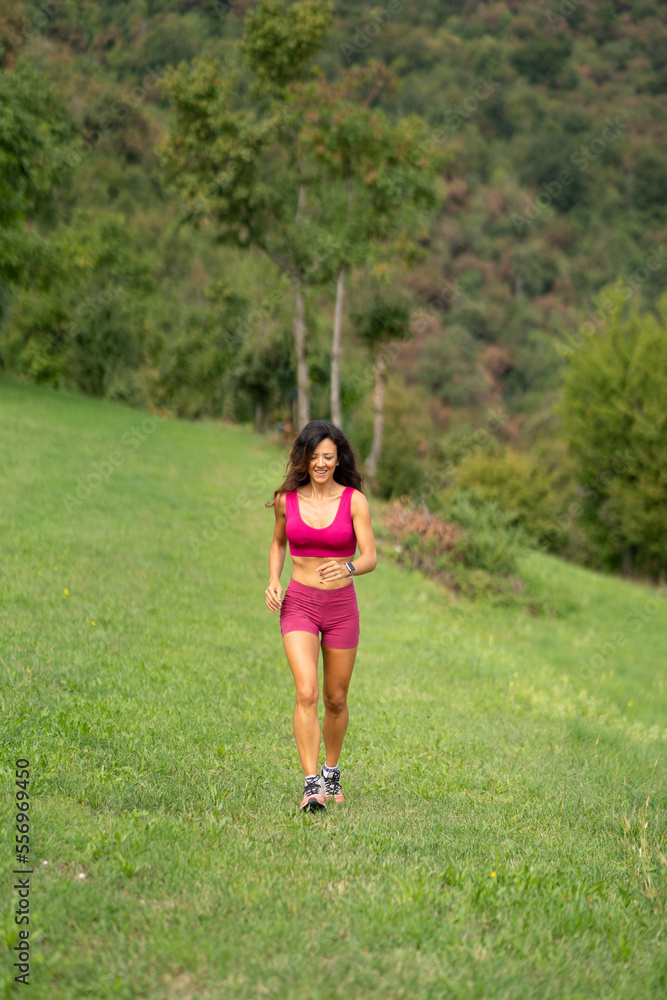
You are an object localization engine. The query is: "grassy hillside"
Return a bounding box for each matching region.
[1,378,666,999]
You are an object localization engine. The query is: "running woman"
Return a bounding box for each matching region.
[265,420,377,812]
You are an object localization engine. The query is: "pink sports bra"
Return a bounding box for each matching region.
[285,486,357,558]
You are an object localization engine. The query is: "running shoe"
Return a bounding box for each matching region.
[321,765,344,803]
[300,774,326,812]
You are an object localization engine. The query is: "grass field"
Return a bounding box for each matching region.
[1,376,666,1000]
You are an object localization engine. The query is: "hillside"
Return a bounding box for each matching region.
[1,1,666,435]
[1,379,666,998]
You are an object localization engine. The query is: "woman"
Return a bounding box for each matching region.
[265,420,377,812]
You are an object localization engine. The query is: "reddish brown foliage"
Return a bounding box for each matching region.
[383,499,462,552]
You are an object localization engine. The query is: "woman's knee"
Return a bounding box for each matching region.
[295,685,319,710]
[323,689,347,714]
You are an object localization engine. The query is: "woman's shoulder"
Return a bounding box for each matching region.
[271,491,289,513]
[348,486,368,510]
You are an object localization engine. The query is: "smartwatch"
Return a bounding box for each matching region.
[345,562,356,577]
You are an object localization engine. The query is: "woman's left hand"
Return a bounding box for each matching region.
[316,560,349,582]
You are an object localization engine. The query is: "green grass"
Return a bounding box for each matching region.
[1,376,666,1000]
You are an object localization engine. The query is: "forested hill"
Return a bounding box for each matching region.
[1,1,667,572]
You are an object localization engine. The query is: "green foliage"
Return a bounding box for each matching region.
[416,325,487,407]
[453,447,566,549]
[229,330,296,427]
[510,34,573,86]
[2,210,154,399]
[239,0,334,94]
[158,57,286,249]
[137,12,206,70]
[561,288,667,577]
[383,485,556,609]
[373,437,424,501]
[633,145,667,221]
[439,487,533,576]
[352,291,411,351]
[517,128,593,212]
[0,61,72,284]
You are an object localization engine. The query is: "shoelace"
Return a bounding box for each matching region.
[303,776,323,799]
[322,768,341,796]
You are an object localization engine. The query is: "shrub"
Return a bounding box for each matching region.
[381,489,536,603]
[452,447,565,549]
[438,488,533,576]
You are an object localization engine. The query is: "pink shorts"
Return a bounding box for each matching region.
[280,578,360,649]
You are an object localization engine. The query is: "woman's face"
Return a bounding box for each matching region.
[308,438,338,484]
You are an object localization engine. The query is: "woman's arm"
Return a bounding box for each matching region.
[348,489,377,576]
[266,493,287,610]
[316,489,377,582]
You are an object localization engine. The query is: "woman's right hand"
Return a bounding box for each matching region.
[265,579,283,611]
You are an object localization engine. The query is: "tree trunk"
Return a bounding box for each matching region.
[365,350,385,481]
[331,264,346,428]
[622,546,633,579]
[626,164,634,206]
[254,400,264,434]
[292,168,310,432]
[293,282,309,431]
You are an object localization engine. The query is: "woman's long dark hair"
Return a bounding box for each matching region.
[265,420,365,507]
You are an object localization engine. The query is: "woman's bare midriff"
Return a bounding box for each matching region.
[290,555,355,590]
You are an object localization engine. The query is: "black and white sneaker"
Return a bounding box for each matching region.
[300,774,326,811]
[321,765,344,803]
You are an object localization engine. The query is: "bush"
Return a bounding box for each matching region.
[452,447,565,549]
[381,489,535,602]
[561,287,667,577]
[438,488,533,576]
[68,290,144,397]
[373,439,425,500]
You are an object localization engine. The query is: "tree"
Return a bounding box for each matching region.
[561,287,667,578]
[158,0,334,431]
[351,285,412,482]
[3,209,154,400]
[297,62,440,428]
[0,62,71,292]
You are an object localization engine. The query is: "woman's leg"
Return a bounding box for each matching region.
[282,630,322,775]
[321,645,357,767]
